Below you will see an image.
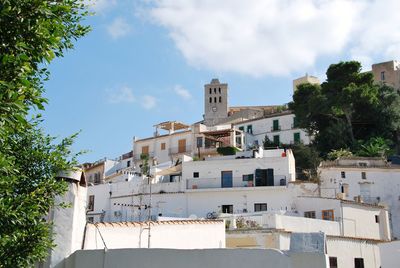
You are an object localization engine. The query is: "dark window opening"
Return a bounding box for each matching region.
[361,172,366,180]
[304,211,316,218]
[218,88,221,93]
[209,97,212,103]
[127,160,131,167]
[341,171,346,178]
[214,97,217,103]
[254,203,267,212]
[375,215,379,223]
[88,195,95,211]
[329,257,338,268]
[219,96,222,103]
[214,88,217,93]
[354,258,364,268]
[209,88,212,94]
[193,172,199,178]
[222,205,233,214]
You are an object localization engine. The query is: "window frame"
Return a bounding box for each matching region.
[322,209,334,221]
[254,203,268,212]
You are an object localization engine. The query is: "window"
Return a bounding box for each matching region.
[209,88,212,94]
[254,203,267,212]
[214,97,217,103]
[214,88,216,93]
[193,172,199,178]
[127,160,131,167]
[161,142,166,150]
[219,96,222,103]
[293,132,300,143]
[88,195,95,211]
[361,172,366,180]
[322,209,334,221]
[209,97,212,103]
[141,145,149,155]
[354,258,364,268]
[381,71,385,81]
[239,126,244,131]
[178,139,186,153]
[341,171,346,178]
[375,215,379,223]
[272,119,280,131]
[329,257,338,268]
[279,178,286,186]
[94,172,101,184]
[341,183,349,195]
[196,137,203,148]
[242,174,254,181]
[87,217,94,223]
[304,211,316,218]
[273,135,280,145]
[222,205,233,214]
[247,125,253,134]
[219,87,221,93]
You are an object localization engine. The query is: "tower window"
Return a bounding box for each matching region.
[381,71,385,81]
[214,88,216,93]
[209,97,212,103]
[214,97,217,103]
[219,88,221,93]
[209,88,212,94]
[219,96,222,103]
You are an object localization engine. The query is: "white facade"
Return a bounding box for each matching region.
[83,220,225,249]
[234,112,311,147]
[319,158,400,238]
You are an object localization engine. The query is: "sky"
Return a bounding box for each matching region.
[41,0,400,163]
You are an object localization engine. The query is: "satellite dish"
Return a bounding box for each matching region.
[189,214,197,219]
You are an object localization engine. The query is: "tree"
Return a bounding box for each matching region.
[0,1,90,267]
[289,61,400,157]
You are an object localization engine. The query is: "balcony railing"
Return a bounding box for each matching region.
[271,126,281,132]
[186,175,287,190]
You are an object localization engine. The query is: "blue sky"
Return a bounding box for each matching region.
[41,0,400,163]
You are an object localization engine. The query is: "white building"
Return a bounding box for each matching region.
[83,220,225,249]
[319,157,400,239]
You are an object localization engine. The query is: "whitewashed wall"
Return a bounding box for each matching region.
[84,220,225,249]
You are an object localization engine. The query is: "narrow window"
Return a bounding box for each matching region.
[304,211,316,218]
[254,203,268,212]
[361,172,366,180]
[161,142,166,150]
[272,119,279,131]
[209,88,212,94]
[381,71,385,81]
[222,205,233,214]
[141,145,149,156]
[209,97,212,103]
[341,171,346,178]
[127,160,131,167]
[247,125,253,134]
[214,88,217,93]
[214,97,217,103]
[273,135,280,146]
[193,172,199,178]
[375,215,379,223]
[196,137,203,148]
[294,132,300,143]
[88,195,95,211]
[219,96,222,103]
[218,88,221,93]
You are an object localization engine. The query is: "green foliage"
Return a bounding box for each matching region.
[217,146,240,156]
[286,143,321,180]
[0,1,90,267]
[263,135,279,148]
[140,153,150,176]
[355,137,393,158]
[327,149,353,160]
[289,61,400,158]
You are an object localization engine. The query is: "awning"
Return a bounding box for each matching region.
[156,164,182,176]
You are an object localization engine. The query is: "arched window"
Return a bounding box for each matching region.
[209,97,212,103]
[214,88,217,93]
[219,96,222,103]
[214,97,217,103]
[219,88,221,93]
[209,88,212,94]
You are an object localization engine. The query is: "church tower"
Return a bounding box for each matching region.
[204,78,228,126]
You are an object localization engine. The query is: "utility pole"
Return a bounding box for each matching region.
[147,175,152,248]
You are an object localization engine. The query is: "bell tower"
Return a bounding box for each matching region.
[204,78,228,126]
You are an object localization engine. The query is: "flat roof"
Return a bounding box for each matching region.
[89,220,223,228]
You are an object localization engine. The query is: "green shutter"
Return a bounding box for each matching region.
[273,135,280,145]
[273,120,279,131]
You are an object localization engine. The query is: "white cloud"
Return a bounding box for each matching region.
[141,95,157,109]
[84,0,117,13]
[173,85,192,100]
[107,86,135,104]
[107,17,132,39]
[147,0,400,76]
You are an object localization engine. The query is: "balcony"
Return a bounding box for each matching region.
[186,175,287,190]
[271,126,281,132]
